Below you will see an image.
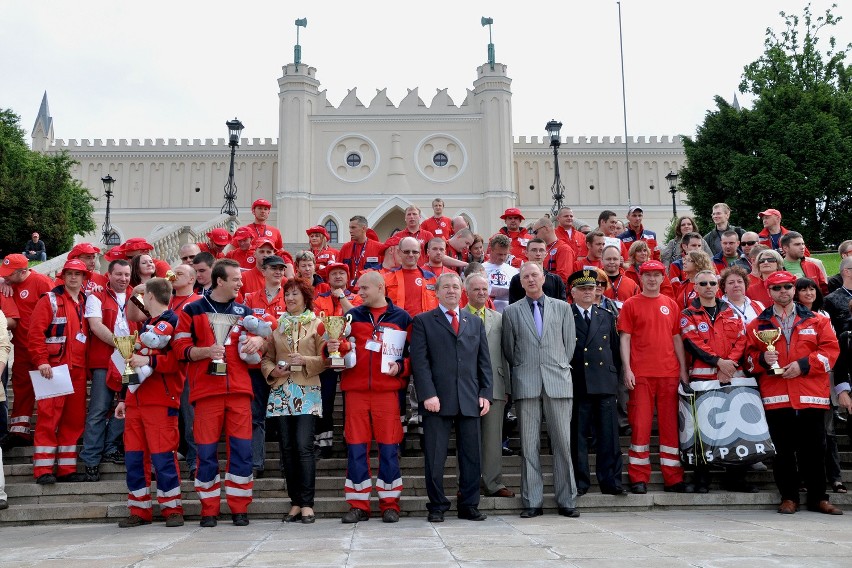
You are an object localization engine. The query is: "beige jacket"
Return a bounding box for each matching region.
[0,311,10,403]
[261,317,326,389]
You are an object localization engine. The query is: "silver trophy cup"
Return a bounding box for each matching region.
[207,313,240,376]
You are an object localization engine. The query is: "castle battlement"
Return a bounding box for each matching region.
[313,86,475,115]
[50,137,277,149]
[513,135,684,148]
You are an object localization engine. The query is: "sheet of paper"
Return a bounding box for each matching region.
[29,364,74,400]
[111,348,127,376]
[380,328,407,374]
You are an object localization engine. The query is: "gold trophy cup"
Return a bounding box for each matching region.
[289,321,306,372]
[207,313,240,376]
[113,331,140,385]
[320,312,352,369]
[752,328,785,376]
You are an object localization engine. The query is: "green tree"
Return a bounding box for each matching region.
[0,109,96,258]
[680,3,852,249]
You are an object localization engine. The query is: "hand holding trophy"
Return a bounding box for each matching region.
[207,313,240,376]
[320,311,352,369]
[752,328,785,376]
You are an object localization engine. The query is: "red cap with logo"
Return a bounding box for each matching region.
[325,262,350,280]
[123,238,155,252]
[232,227,253,243]
[252,237,277,250]
[765,270,797,289]
[68,243,102,259]
[758,208,782,220]
[0,254,28,277]
[500,207,525,221]
[207,228,231,246]
[639,260,666,274]
[252,199,272,209]
[104,246,126,261]
[59,259,92,279]
[306,225,330,241]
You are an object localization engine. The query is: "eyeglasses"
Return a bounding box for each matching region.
[531,227,542,235]
[769,284,795,291]
[757,258,776,264]
[696,281,718,287]
[741,241,758,246]
[180,255,195,261]
[400,250,420,255]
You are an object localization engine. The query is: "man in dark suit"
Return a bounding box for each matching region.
[502,263,578,518]
[568,270,626,496]
[411,272,493,522]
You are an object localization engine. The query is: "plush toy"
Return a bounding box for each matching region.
[130,320,173,392]
[239,314,277,365]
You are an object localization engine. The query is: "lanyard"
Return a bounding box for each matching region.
[170,294,193,313]
[350,242,368,285]
[106,288,126,315]
[251,223,267,239]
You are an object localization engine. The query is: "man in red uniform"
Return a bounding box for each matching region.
[173,259,263,526]
[238,198,283,250]
[0,254,55,449]
[618,206,660,261]
[226,227,255,270]
[307,225,339,275]
[745,271,842,515]
[444,228,474,271]
[339,215,385,291]
[530,217,575,286]
[340,271,412,524]
[29,259,91,483]
[492,207,530,268]
[420,198,453,241]
[242,255,287,477]
[422,238,455,278]
[384,206,434,267]
[198,228,230,259]
[80,259,133,481]
[555,207,588,258]
[618,260,692,494]
[114,277,185,527]
[66,243,107,293]
[122,238,171,277]
[240,238,288,296]
[574,231,606,272]
[601,244,639,308]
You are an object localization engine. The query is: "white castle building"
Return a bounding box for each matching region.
[32,58,688,244]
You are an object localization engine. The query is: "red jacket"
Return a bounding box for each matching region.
[603,270,640,305]
[555,225,587,258]
[339,300,412,393]
[797,259,828,295]
[124,310,183,409]
[543,240,576,285]
[29,286,88,370]
[618,225,660,261]
[745,305,839,410]
[420,216,453,240]
[311,245,340,275]
[680,299,746,381]
[384,267,438,316]
[313,288,363,317]
[172,297,253,403]
[339,239,386,289]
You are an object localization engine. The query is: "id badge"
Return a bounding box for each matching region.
[76,332,87,343]
[366,340,381,352]
[434,229,442,235]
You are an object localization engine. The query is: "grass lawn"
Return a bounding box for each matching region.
[813,252,840,276]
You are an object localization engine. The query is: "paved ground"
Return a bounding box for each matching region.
[1,510,850,567]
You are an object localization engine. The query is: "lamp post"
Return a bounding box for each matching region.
[545,119,565,217]
[221,118,244,218]
[665,170,679,218]
[101,174,118,246]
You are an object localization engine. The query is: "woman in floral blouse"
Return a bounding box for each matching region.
[261,278,335,524]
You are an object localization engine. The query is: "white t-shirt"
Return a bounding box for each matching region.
[482,261,519,314]
[85,291,130,336]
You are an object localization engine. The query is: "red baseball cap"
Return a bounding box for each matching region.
[639,260,666,274]
[152,320,174,336]
[207,228,231,246]
[59,259,91,279]
[0,254,28,277]
[758,208,782,219]
[500,207,525,221]
[104,246,126,261]
[765,270,797,288]
[306,225,330,241]
[68,243,101,259]
[232,227,253,243]
[252,199,272,209]
[123,238,155,252]
[325,262,350,279]
[252,237,277,250]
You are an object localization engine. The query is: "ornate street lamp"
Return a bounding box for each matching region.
[545,119,565,217]
[221,118,244,217]
[101,174,119,246]
[666,170,679,218]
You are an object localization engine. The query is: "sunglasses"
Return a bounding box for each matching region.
[769,284,794,291]
[741,241,758,246]
[400,250,420,255]
[180,255,195,261]
[696,281,718,287]
[595,281,607,287]
[757,258,776,264]
[531,227,542,235]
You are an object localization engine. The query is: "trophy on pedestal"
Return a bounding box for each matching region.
[752,328,785,376]
[288,321,307,372]
[320,312,352,369]
[207,313,240,376]
[113,331,140,385]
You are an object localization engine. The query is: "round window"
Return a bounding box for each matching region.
[433,152,449,167]
[346,152,362,167]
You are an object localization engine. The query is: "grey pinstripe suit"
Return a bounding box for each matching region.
[501,294,577,509]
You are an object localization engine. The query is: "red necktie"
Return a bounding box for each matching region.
[447,310,459,334]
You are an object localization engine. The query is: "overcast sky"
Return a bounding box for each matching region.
[3,1,850,144]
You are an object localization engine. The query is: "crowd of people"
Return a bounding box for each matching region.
[0,196,849,522]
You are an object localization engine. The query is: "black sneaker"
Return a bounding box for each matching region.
[382,509,400,523]
[232,513,250,526]
[664,482,695,494]
[341,508,369,523]
[84,466,100,482]
[103,451,125,464]
[200,515,218,527]
[36,474,57,485]
[57,472,88,483]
